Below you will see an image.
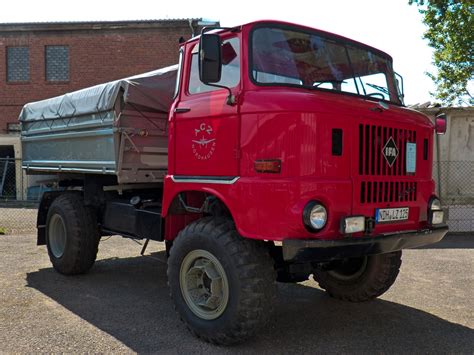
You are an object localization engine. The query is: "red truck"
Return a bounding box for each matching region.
[20,20,448,345]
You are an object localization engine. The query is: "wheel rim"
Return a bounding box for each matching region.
[179,249,229,320]
[327,256,368,281]
[48,214,67,258]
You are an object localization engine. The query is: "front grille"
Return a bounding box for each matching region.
[360,180,417,204]
[358,124,417,204]
[358,124,416,176]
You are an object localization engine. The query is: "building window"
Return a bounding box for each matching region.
[7,47,29,82]
[45,46,69,81]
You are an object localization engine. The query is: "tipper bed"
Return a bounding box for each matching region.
[19,65,177,184]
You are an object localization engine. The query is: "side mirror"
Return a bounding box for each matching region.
[199,33,222,83]
[435,112,447,135]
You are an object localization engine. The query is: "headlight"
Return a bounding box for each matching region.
[429,197,442,211]
[341,216,365,234]
[303,202,327,231]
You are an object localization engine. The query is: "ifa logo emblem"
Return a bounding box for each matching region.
[192,123,216,160]
[383,137,399,167]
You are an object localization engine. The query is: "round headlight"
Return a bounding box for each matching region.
[303,202,327,231]
[429,197,441,211]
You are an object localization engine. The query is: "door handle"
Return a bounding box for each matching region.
[174,107,191,113]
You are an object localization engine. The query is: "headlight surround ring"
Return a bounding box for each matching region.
[429,196,442,211]
[303,201,328,232]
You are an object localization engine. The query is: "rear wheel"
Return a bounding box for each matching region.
[46,193,99,275]
[167,217,276,345]
[313,251,402,302]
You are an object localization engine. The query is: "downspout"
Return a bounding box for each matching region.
[436,132,442,198]
[188,19,195,37]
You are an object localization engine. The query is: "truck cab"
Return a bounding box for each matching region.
[22,20,448,345]
[164,20,447,245]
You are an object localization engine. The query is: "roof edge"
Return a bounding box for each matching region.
[0,18,203,32]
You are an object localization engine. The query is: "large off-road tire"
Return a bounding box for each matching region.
[167,217,276,345]
[45,192,99,275]
[313,251,402,302]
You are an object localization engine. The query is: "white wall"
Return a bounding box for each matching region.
[415,107,474,232]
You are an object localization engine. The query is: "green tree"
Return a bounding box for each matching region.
[410,0,473,106]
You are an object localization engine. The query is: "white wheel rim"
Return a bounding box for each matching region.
[179,249,229,320]
[49,214,67,258]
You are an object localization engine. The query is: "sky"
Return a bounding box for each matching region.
[0,0,435,105]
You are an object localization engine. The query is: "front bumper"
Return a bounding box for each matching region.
[282,225,449,262]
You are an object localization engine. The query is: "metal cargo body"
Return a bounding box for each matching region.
[19,65,177,184]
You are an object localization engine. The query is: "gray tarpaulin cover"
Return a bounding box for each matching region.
[20,65,177,182]
[19,64,178,121]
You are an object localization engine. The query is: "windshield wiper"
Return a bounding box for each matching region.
[366,83,389,95]
[313,80,347,88]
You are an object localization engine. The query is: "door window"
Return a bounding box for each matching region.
[188,37,240,94]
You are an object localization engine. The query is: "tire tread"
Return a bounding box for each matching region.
[46,192,99,275]
[168,217,276,345]
[314,251,402,302]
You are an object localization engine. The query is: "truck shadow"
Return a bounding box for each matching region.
[26,252,473,353]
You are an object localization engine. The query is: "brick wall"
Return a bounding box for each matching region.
[0,20,200,133]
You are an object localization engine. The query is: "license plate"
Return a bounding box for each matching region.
[375,207,409,222]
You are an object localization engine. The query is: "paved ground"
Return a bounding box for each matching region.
[0,233,473,353]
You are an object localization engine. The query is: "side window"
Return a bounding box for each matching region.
[174,48,184,98]
[188,37,240,95]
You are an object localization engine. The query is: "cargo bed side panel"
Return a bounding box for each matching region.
[22,110,117,174]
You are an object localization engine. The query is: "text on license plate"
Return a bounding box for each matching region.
[375,207,409,222]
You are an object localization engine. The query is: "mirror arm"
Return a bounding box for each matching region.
[202,82,236,105]
[394,71,405,103]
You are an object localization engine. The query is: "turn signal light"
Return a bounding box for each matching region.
[254,159,281,173]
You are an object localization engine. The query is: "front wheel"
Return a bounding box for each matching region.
[313,251,402,302]
[167,217,276,345]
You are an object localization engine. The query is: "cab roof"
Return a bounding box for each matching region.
[183,19,393,62]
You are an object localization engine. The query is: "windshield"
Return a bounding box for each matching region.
[251,26,402,105]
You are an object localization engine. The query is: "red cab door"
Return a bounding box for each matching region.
[174,37,241,177]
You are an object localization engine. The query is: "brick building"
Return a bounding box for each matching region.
[0,18,209,147]
[0,19,211,199]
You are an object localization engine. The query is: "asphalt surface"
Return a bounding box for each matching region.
[0,233,473,353]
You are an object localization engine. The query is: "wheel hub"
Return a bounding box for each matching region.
[180,250,229,320]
